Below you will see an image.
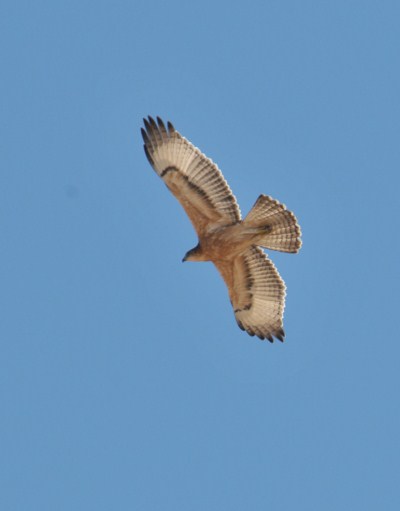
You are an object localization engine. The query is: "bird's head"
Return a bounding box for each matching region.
[182,243,206,262]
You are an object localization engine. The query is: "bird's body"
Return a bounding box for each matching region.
[184,223,259,262]
[141,116,301,342]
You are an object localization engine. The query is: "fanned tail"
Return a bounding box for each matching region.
[243,194,302,253]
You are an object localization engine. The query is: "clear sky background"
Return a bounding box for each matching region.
[1,1,399,509]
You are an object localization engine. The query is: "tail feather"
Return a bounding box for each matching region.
[243,194,301,253]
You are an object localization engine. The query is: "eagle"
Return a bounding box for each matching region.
[141,116,301,342]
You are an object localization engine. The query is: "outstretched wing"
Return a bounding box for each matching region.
[141,116,241,236]
[215,246,286,342]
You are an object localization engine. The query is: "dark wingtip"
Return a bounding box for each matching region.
[141,127,149,144]
[276,328,285,342]
[148,116,157,129]
[143,144,154,166]
[156,117,169,140]
[143,117,151,132]
[145,116,174,135]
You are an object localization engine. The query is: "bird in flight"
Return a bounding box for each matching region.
[141,116,301,342]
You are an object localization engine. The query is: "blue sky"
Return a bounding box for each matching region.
[1,1,399,509]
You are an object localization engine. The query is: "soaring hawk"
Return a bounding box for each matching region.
[141,116,301,342]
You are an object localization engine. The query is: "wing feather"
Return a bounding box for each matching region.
[141,116,241,236]
[215,246,286,342]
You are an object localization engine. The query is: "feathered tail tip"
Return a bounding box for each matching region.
[243,194,302,253]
